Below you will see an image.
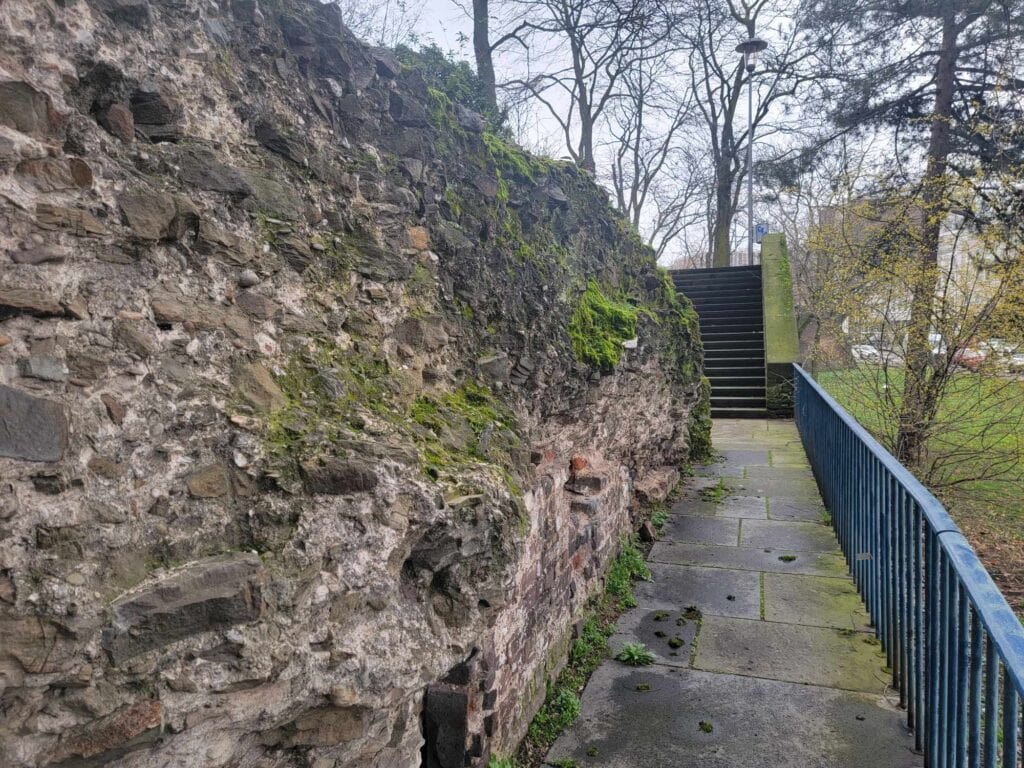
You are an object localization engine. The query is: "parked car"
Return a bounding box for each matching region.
[851,344,901,365]
[1009,353,1024,372]
[952,348,987,371]
[981,338,1016,357]
[852,344,881,362]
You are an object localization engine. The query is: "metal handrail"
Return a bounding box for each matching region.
[793,364,1024,767]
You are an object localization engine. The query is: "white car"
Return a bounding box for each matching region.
[1009,353,1024,372]
[852,344,881,362]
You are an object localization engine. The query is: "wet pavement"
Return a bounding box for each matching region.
[545,419,923,768]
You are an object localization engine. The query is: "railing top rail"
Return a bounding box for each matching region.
[793,365,959,534]
[794,364,1024,694]
[938,534,1024,694]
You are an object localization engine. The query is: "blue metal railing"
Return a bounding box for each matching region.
[794,365,1024,768]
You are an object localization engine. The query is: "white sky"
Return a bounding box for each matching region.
[417,0,473,53]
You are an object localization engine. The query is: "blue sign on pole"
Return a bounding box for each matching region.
[754,223,769,243]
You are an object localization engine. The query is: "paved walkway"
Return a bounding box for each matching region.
[546,419,923,768]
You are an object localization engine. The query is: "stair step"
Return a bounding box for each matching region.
[675,266,769,420]
[696,318,762,326]
[703,331,764,341]
[711,407,769,419]
[695,303,763,311]
[705,367,766,378]
[695,305,763,315]
[705,352,765,362]
[682,283,762,293]
[679,282,761,294]
[706,356,766,364]
[703,339,765,350]
[707,375,764,384]
[712,403,770,415]
[690,293,763,304]
[711,386,767,398]
[689,299,761,309]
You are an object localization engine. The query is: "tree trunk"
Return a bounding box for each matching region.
[472,0,497,112]
[895,12,958,466]
[711,158,734,267]
[578,103,596,174]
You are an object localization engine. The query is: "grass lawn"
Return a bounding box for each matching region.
[815,366,1024,613]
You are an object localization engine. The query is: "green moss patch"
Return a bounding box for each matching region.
[264,341,393,478]
[688,376,713,461]
[568,281,639,371]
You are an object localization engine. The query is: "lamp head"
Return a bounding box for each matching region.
[735,37,768,72]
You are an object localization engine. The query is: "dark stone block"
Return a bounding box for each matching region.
[45,699,162,767]
[101,553,266,664]
[176,147,252,196]
[0,384,68,462]
[301,457,378,495]
[129,87,177,125]
[423,685,469,768]
[0,81,55,136]
[94,0,152,27]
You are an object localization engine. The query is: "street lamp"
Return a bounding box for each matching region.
[735,36,767,266]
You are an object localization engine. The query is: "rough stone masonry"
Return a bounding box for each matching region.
[0,1,706,766]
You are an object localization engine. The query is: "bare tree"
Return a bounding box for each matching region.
[334,0,426,47]
[504,0,680,174]
[603,43,705,259]
[447,0,532,112]
[681,0,819,267]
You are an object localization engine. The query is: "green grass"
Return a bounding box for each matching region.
[615,642,656,666]
[699,478,729,503]
[816,366,1024,612]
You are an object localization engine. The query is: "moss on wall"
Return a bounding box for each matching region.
[567,281,639,371]
[761,234,799,417]
[688,376,713,461]
[761,234,799,365]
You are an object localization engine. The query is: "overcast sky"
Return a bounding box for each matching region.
[417,0,472,53]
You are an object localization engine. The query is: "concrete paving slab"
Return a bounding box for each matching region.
[663,515,739,546]
[767,420,800,435]
[721,448,771,463]
[694,616,890,693]
[731,476,822,500]
[546,664,923,768]
[712,420,769,438]
[671,494,767,519]
[740,518,839,553]
[763,573,872,632]
[744,465,821,483]
[635,563,761,619]
[607,607,698,668]
[769,497,829,522]
[770,450,812,468]
[650,541,849,577]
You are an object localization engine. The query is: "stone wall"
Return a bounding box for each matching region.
[0,1,704,766]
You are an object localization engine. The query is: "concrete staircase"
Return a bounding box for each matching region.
[672,266,767,418]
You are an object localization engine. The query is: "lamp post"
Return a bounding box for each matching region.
[735,36,767,266]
